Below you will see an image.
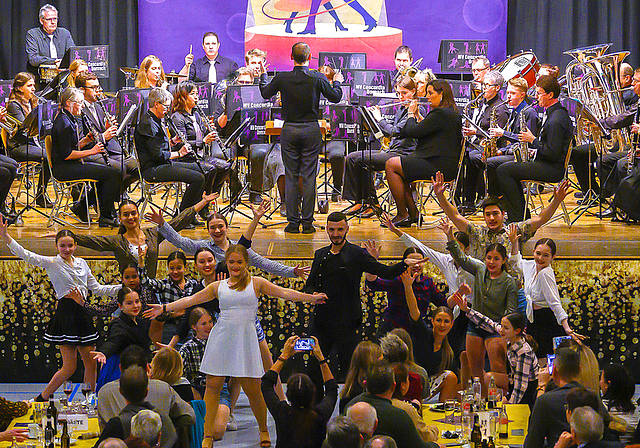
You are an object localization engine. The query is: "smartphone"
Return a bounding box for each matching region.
[553,335,572,349]
[547,354,556,375]
[294,338,315,351]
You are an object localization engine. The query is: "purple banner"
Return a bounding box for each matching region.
[139,0,507,75]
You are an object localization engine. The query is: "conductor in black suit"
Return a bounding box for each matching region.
[179,32,239,84]
[258,42,344,234]
[25,4,75,85]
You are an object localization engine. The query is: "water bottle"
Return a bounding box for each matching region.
[488,376,498,409]
[462,379,473,416]
[473,377,482,410]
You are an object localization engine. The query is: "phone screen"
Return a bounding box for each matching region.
[547,354,556,375]
[294,338,315,351]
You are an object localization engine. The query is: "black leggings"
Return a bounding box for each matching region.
[0,155,18,206]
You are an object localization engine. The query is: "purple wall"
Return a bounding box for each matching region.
[139,0,507,74]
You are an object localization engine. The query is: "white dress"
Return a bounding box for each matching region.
[199,278,264,378]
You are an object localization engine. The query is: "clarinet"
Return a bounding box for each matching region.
[165,115,205,174]
[628,106,640,176]
[81,111,109,164]
[194,104,227,159]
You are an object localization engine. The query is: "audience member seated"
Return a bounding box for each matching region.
[524,347,583,448]
[344,361,439,448]
[346,402,378,445]
[97,346,195,447]
[366,435,398,448]
[324,416,363,448]
[379,333,423,401]
[96,366,179,448]
[599,365,637,444]
[554,338,601,395]
[554,406,623,448]
[125,410,163,448]
[261,335,338,448]
[97,438,128,448]
[390,363,438,443]
[151,347,194,402]
[339,341,383,413]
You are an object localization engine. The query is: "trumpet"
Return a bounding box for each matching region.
[0,114,22,138]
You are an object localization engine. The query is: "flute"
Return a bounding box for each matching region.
[368,100,410,111]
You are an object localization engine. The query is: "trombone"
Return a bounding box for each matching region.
[394,58,423,82]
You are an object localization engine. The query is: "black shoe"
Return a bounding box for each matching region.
[183,223,196,230]
[71,202,89,222]
[1,205,17,220]
[35,393,46,403]
[301,224,316,234]
[595,208,616,219]
[98,216,118,228]
[35,194,54,208]
[192,216,205,227]
[396,216,418,228]
[574,191,585,199]
[284,223,300,234]
[249,192,263,205]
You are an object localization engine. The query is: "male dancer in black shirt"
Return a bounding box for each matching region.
[259,42,344,234]
[305,212,415,379]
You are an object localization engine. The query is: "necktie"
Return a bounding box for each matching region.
[49,35,57,59]
[208,61,217,84]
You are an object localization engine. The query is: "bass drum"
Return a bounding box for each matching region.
[494,51,540,87]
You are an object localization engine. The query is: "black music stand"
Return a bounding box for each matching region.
[218,116,256,224]
[10,106,51,225]
[39,70,71,101]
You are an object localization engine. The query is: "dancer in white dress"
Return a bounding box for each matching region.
[145,244,326,447]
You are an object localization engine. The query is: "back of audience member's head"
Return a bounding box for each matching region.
[389,328,419,368]
[600,363,636,413]
[341,341,382,399]
[131,410,162,447]
[150,347,183,385]
[97,438,128,448]
[346,402,377,439]
[553,347,581,382]
[286,372,316,409]
[124,437,151,448]
[570,406,604,443]
[366,435,398,448]
[379,333,408,364]
[365,361,395,395]
[391,362,409,400]
[557,339,600,393]
[566,386,600,414]
[120,345,150,371]
[120,366,149,404]
[326,416,362,448]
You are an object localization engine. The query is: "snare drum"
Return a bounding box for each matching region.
[494,51,540,87]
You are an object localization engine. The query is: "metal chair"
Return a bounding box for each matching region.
[522,145,574,226]
[44,135,99,229]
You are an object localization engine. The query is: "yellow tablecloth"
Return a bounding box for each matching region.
[1,404,100,448]
[422,403,530,446]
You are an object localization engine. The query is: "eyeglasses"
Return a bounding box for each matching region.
[237,80,253,85]
[160,103,171,109]
[42,17,58,22]
[483,83,500,89]
[86,85,103,91]
[472,67,489,73]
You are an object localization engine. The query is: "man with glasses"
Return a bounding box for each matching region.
[496,75,573,223]
[75,73,138,198]
[461,70,509,215]
[179,32,239,84]
[471,56,490,100]
[26,4,75,86]
[134,88,206,215]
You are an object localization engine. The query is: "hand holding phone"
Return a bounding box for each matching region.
[294,337,316,351]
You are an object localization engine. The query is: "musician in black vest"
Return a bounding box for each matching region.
[134,88,206,216]
[486,77,540,197]
[497,75,573,223]
[258,42,343,234]
[50,87,121,227]
[462,70,509,215]
[25,4,75,87]
[76,73,138,197]
[342,76,420,218]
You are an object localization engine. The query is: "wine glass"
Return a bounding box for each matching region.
[81,383,92,407]
[63,381,73,409]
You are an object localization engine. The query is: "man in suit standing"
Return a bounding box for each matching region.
[258,42,343,233]
[25,4,75,86]
[180,32,239,84]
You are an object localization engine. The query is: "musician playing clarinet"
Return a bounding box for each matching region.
[50,87,121,227]
[496,75,573,223]
[75,73,138,197]
[134,88,205,223]
[486,77,540,197]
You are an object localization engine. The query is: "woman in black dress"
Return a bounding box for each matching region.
[385,79,463,226]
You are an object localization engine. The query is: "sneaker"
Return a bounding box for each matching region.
[284,223,300,234]
[301,223,316,234]
[226,414,238,431]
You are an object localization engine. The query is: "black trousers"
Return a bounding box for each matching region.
[598,151,627,198]
[325,140,346,193]
[312,316,361,380]
[486,154,514,197]
[280,122,323,225]
[53,160,121,216]
[9,143,51,191]
[342,149,395,202]
[0,155,18,206]
[143,162,205,211]
[496,160,565,222]
[228,143,270,193]
[464,147,486,204]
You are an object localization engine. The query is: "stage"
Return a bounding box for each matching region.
[1,179,639,383]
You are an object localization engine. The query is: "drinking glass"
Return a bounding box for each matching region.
[445,399,457,425]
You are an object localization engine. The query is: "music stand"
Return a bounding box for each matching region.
[39,70,71,101]
[10,106,51,225]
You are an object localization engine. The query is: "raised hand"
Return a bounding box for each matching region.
[216,271,228,281]
[554,179,570,202]
[381,212,402,236]
[400,268,417,287]
[450,291,469,312]
[0,215,9,242]
[362,239,381,259]
[145,207,164,225]
[142,303,164,320]
[333,70,344,83]
[91,351,107,365]
[457,282,472,297]
[282,335,299,358]
[437,217,454,238]
[507,223,519,246]
[293,264,310,279]
[202,191,219,204]
[251,199,271,219]
[310,336,324,360]
[431,171,446,196]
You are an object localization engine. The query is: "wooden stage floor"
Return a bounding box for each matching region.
[1,179,638,259]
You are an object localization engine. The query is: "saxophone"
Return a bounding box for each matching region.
[515,108,529,162]
[480,104,499,162]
